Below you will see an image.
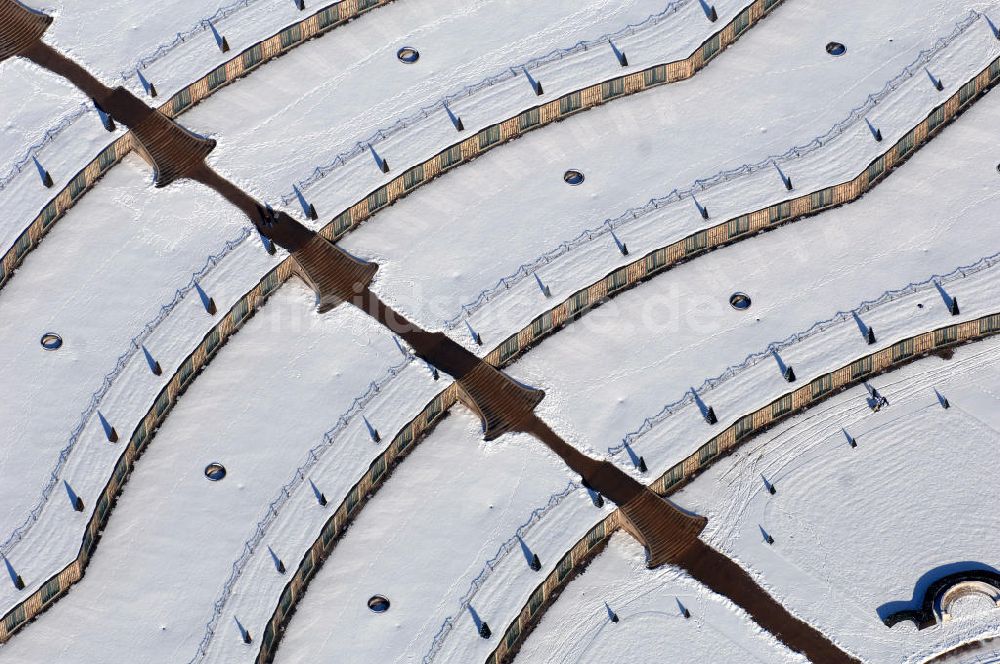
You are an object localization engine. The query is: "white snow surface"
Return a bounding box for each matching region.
[0,154,250,602]
[0,60,126,257]
[279,78,1000,664]
[330,0,1000,349]
[677,334,1000,663]
[518,532,807,664]
[0,282,438,662]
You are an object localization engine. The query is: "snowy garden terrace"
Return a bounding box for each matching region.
[1,9,992,648]
[0,0,772,637]
[0,155,256,593]
[253,313,1000,664]
[508,79,1000,481]
[194,0,754,229]
[329,0,1000,348]
[518,533,807,663]
[0,283,446,660]
[485,316,1000,664]
[248,410,601,664]
[236,75,1000,661]
[1,0,760,291]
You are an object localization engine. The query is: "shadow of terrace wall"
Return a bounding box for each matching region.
[0,0,397,292]
[486,312,1000,664]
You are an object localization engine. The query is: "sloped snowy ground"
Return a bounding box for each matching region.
[331,0,1000,349]
[272,409,608,664]
[1,0,998,661]
[0,154,253,606]
[677,334,1000,664]
[509,82,1000,476]
[0,0,681,258]
[518,533,808,664]
[0,283,442,662]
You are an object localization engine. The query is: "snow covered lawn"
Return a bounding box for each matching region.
[0,283,434,662]
[678,333,1000,663]
[518,532,807,664]
[331,0,1000,348]
[0,156,259,610]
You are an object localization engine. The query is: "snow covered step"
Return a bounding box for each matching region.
[330,0,1000,348]
[0,284,432,660]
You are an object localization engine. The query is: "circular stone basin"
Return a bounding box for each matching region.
[368,595,391,613]
[826,41,846,56]
[396,47,419,64]
[729,292,752,310]
[40,332,63,350]
[204,462,227,481]
[563,169,585,186]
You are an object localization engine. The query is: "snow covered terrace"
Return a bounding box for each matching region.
[1,0,1000,662]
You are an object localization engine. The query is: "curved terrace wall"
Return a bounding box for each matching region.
[0,0,777,293]
[1,31,992,649]
[486,312,1000,664]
